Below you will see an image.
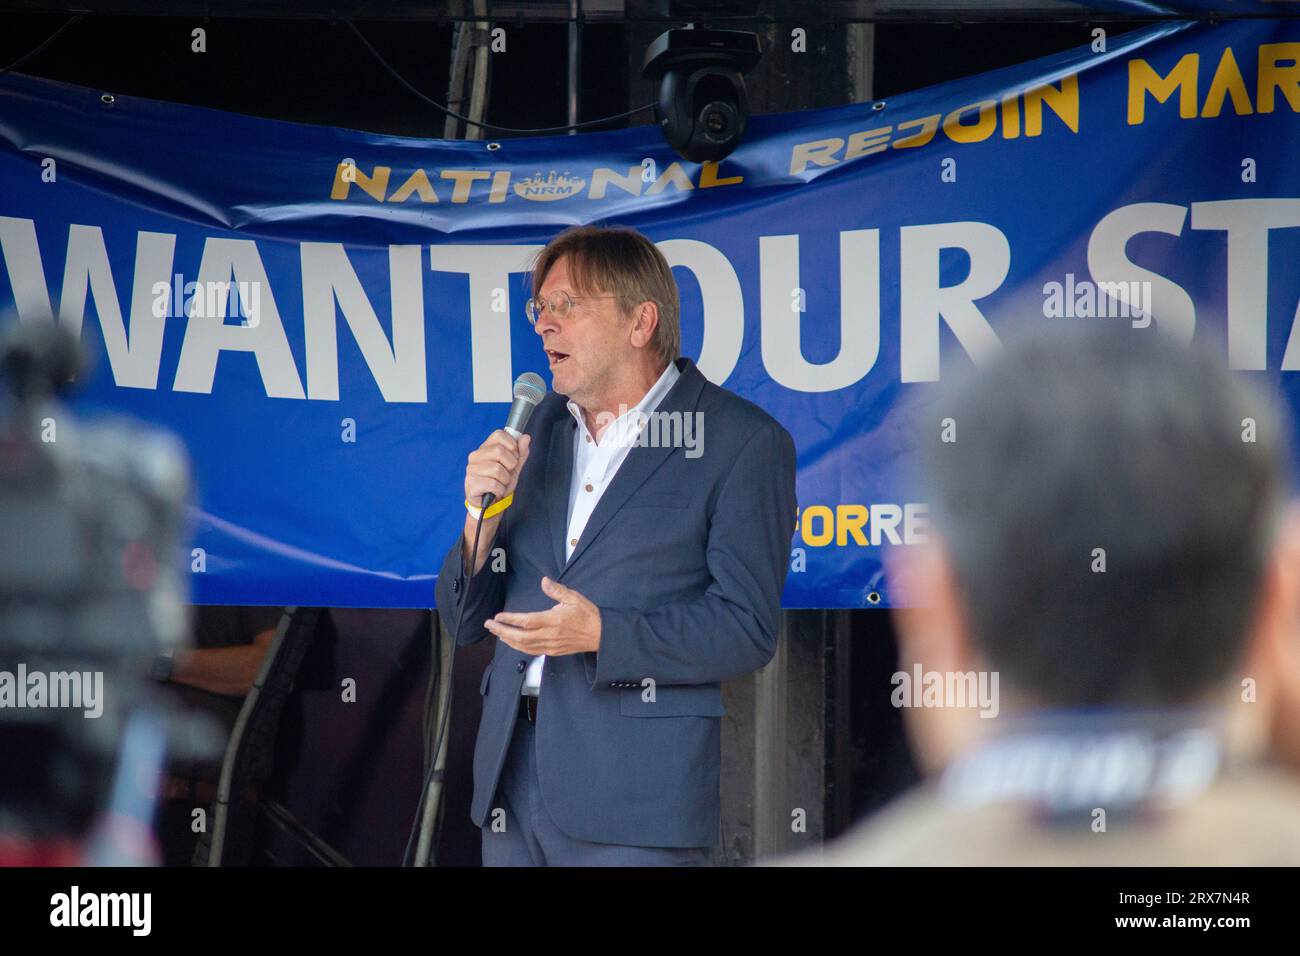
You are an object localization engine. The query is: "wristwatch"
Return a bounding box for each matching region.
[150,647,176,683]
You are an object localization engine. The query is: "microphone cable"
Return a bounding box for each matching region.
[402,506,488,866]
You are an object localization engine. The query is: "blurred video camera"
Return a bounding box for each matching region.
[0,315,192,856]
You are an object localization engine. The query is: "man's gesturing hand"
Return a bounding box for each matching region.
[484,576,602,655]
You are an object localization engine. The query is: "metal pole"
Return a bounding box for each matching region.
[414,615,454,866]
[444,20,469,139]
[567,0,582,134]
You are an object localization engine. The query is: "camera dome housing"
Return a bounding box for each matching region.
[642,28,762,163]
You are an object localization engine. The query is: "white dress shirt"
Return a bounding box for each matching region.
[522,360,681,695]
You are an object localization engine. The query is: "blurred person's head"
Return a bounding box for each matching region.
[887,320,1300,772]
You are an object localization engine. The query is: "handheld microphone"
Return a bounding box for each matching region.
[482,371,547,510]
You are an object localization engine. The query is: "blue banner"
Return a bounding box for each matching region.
[2,18,1298,608]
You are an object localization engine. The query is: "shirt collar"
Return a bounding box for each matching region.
[567,359,681,447]
[938,706,1227,817]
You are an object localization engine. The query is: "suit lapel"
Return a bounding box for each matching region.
[546,415,576,576]
[556,358,706,580]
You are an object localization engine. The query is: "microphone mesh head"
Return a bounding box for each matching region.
[514,372,547,406]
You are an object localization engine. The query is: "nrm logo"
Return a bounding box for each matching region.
[328,158,743,204]
[513,170,587,201]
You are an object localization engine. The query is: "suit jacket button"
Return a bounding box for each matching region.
[451,578,460,593]
[517,661,526,672]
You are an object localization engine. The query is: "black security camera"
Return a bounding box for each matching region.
[642,28,762,164]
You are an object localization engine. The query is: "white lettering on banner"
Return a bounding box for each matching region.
[2,200,1299,400]
[760,230,881,392]
[172,237,304,397]
[1190,199,1300,370]
[1088,203,1197,343]
[899,221,1009,382]
[0,219,174,389]
[301,242,426,402]
[656,238,744,385]
[427,244,542,403]
[796,503,930,546]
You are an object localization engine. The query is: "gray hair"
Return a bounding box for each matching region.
[528,223,681,368]
[912,320,1292,707]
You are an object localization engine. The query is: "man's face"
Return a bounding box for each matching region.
[532,255,631,407]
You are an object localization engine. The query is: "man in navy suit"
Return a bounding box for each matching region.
[435,224,797,865]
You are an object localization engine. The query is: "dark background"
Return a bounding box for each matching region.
[0,10,1153,136]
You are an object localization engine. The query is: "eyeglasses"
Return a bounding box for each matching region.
[524,290,623,325]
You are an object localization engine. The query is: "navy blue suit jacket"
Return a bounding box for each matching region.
[435,357,798,847]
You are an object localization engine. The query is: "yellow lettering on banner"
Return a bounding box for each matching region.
[488,170,511,203]
[790,138,844,175]
[943,101,998,143]
[1202,47,1253,117]
[387,169,439,203]
[440,169,490,203]
[645,162,695,194]
[802,505,834,546]
[1258,42,1300,114]
[893,115,940,149]
[700,161,744,188]
[1023,75,1079,134]
[1000,95,1020,139]
[836,505,870,546]
[1128,53,1199,124]
[796,504,930,547]
[589,166,643,199]
[845,127,892,160]
[331,164,389,201]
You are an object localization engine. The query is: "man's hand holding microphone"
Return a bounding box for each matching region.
[461,372,602,655]
[460,372,546,572]
[462,429,530,574]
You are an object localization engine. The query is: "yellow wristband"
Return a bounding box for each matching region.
[466,492,513,521]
